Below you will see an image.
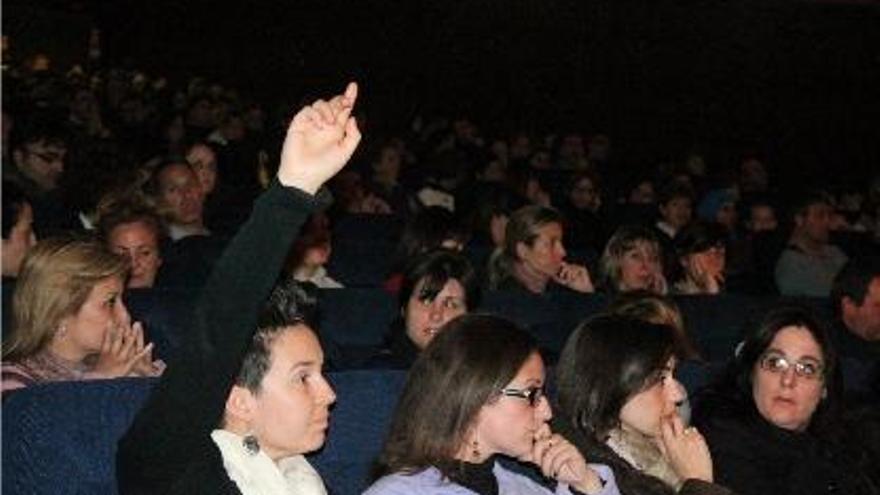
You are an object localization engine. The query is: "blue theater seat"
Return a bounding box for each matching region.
[2,370,407,495]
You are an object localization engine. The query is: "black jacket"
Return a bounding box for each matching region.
[117,181,322,495]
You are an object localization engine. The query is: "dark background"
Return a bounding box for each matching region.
[4,0,879,185]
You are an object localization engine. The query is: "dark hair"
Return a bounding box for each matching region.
[2,181,29,239]
[399,249,480,312]
[831,257,880,316]
[234,280,319,393]
[672,221,726,257]
[788,189,832,220]
[392,207,467,272]
[375,314,537,478]
[556,314,680,438]
[694,306,841,437]
[657,181,694,208]
[10,113,69,151]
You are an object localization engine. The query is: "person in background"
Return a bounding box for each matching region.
[775,190,848,297]
[600,226,668,295]
[98,201,165,289]
[672,222,727,295]
[488,205,594,295]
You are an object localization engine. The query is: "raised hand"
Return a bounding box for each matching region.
[278,82,362,194]
[554,262,595,293]
[658,413,714,482]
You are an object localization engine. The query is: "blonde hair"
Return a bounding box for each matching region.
[3,235,128,361]
[599,225,662,292]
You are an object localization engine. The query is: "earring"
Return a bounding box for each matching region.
[822,388,828,400]
[242,434,260,456]
[470,438,481,461]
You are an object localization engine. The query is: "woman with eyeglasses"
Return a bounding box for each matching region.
[365,313,619,495]
[554,314,731,495]
[691,306,878,495]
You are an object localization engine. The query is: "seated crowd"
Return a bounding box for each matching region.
[2,56,879,495]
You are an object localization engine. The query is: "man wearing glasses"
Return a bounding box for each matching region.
[6,115,77,236]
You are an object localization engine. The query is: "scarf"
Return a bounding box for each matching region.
[211,430,327,495]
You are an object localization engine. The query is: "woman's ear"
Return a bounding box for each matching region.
[225,384,257,425]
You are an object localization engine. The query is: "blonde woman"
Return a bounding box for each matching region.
[2,236,163,396]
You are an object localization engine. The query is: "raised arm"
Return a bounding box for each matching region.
[117,84,360,494]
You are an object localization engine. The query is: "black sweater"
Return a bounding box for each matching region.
[117,181,321,495]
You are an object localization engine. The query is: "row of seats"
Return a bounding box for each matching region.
[126,287,833,365]
[3,363,724,495]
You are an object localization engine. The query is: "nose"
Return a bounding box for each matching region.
[318,375,337,405]
[535,395,552,422]
[780,367,797,388]
[115,297,132,328]
[668,378,687,405]
[428,301,445,322]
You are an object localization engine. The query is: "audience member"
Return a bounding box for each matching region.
[600,226,667,295]
[672,222,727,295]
[775,190,848,297]
[692,306,878,495]
[285,212,343,289]
[488,205,594,295]
[98,200,165,289]
[830,257,880,401]
[555,314,729,494]
[380,249,479,368]
[367,314,619,495]
[117,82,361,494]
[1,235,163,396]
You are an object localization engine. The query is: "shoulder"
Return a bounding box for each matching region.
[1,359,38,393]
[364,468,471,495]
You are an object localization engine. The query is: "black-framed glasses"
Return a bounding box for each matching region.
[500,386,545,407]
[759,352,825,380]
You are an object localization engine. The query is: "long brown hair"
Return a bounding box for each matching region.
[373,313,537,479]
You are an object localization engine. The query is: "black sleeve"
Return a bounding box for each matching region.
[117,180,321,494]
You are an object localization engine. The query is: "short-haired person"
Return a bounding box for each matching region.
[692,307,878,495]
[366,314,619,495]
[2,236,164,396]
[830,257,880,401]
[554,315,729,495]
[774,190,848,297]
[655,182,694,241]
[117,83,362,494]
[382,249,480,367]
[600,226,668,295]
[488,205,594,295]
[149,160,209,241]
[98,202,165,289]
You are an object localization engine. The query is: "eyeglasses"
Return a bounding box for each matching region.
[500,386,545,407]
[759,352,825,380]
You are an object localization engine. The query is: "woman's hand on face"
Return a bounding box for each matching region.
[530,430,605,494]
[554,262,595,293]
[93,321,157,378]
[658,414,713,483]
[278,82,362,194]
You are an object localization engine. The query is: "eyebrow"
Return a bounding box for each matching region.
[765,347,822,362]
